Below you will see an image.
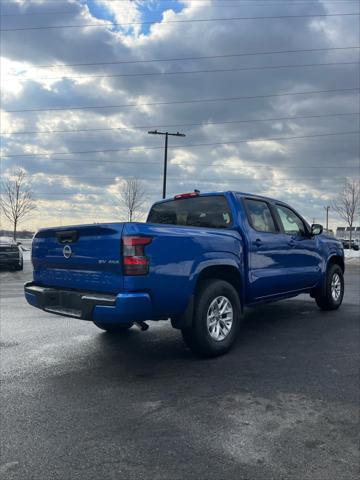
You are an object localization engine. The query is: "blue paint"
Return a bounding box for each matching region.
[93,293,153,324]
[25,192,344,326]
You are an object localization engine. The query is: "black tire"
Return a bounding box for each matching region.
[181,279,241,358]
[315,264,344,311]
[93,322,133,333]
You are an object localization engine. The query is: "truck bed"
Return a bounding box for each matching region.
[29,220,243,322]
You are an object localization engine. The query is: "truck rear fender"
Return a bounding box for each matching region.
[171,255,244,330]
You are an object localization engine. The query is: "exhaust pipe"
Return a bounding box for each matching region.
[134,321,149,331]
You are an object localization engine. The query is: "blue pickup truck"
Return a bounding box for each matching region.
[25,191,344,357]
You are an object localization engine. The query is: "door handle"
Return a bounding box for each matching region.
[288,239,296,248]
[253,238,263,247]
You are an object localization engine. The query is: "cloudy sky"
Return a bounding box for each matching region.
[0,0,359,230]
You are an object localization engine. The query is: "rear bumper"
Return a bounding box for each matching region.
[24,282,153,325]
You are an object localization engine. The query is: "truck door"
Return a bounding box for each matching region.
[242,197,289,300]
[273,204,322,290]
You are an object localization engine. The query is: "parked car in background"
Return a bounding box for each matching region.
[25,191,345,357]
[0,238,24,271]
[342,239,360,251]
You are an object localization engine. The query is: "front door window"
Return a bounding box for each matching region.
[275,205,306,237]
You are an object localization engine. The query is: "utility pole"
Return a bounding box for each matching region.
[324,205,330,232]
[148,130,186,199]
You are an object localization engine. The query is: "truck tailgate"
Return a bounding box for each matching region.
[32,223,125,293]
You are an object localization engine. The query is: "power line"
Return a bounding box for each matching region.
[3,112,357,136]
[1,0,356,2]
[2,172,355,196]
[1,12,358,32]
[14,180,350,196]
[2,131,358,159]
[7,173,355,197]
[1,0,357,8]
[20,173,357,181]
[89,0,357,2]
[15,61,359,81]
[4,87,358,113]
[16,46,359,70]
[1,1,357,16]
[0,0,357,8]
[20,166,359,179]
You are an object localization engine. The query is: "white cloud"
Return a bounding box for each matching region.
[0,0,358,231]
[95,0,143,36]
[246,140,287,155]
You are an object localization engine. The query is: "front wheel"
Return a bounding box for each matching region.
[93,322,133,333]
[181,279,241,357]
[315,264,344,311]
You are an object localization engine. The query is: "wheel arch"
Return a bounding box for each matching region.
[171,263,244,330]
[327,254,345,274]
[311,253,345,299]
[194,264,243,307]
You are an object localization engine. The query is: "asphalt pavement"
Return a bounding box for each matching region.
[0,261,359,480]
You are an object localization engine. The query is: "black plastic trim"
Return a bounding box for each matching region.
[24,282,116,320]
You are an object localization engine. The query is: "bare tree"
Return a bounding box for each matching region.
[0,168,35,241]
[333,178,360,244]
[118,177,147,222]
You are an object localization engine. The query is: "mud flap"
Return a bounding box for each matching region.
[170,296,194,330]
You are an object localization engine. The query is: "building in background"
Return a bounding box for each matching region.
[355,227,360,242]
[336,227,360,241]
[336,227,347,240]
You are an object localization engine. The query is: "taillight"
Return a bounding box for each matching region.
[122,236,152,275]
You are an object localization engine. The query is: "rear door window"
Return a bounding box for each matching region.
[244,198,277,233]
[147,195,232,229]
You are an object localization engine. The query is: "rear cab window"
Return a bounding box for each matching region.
[147,195,232,229]
[243,198,277,233]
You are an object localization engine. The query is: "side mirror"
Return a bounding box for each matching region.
[311,224,323,236]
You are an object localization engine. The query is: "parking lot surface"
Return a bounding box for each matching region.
[1,262,359,480]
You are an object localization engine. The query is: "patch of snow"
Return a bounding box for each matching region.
[344,249,360,259]
[23,251,31,262]
[344,249,360,265]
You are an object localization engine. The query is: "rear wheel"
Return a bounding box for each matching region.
[93,322,133,333]
[315,264,344,311]
[181,279,241,357]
